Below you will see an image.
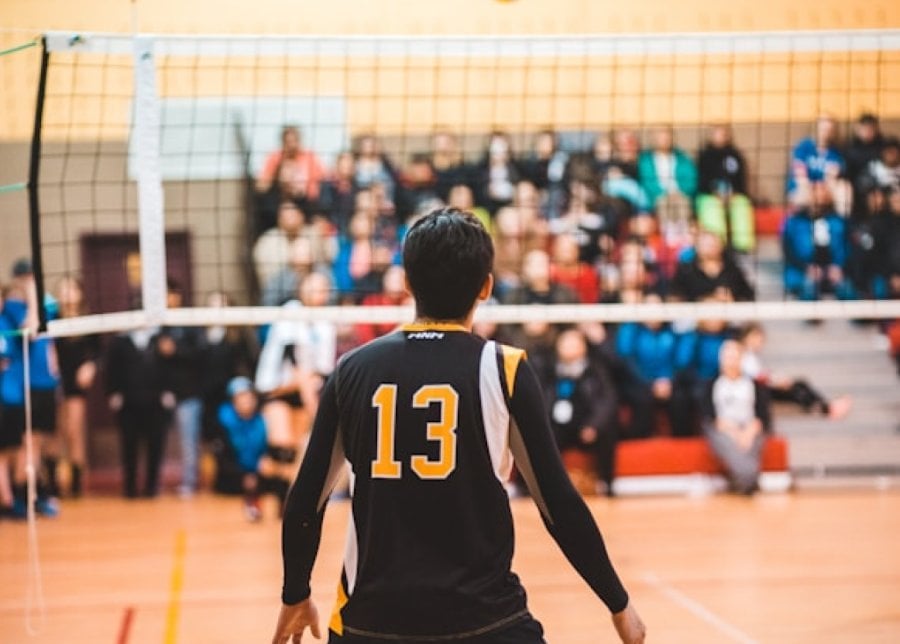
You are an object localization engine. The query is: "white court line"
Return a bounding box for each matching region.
[642,572,758,644]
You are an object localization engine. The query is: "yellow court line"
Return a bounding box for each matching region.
[163,530,187,644]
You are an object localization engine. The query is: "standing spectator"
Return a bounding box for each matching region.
[159,281,206,498]
[701,340,771,495]
[253,201,306,288]
[1,262,60,517]
[0,283,15,517]
[542,328,619,496]
[523,129,569,219]
[615,293,679,438]
[256,125,326,232]
[255,272,337,507]
[318,151,357,236]
[550,233,600,304]
[214,377,270,521]
[788,114,852,215]
[199,291,259,444]
[844,113,884,210]
[354,134,399,204]
[782,182,855,301]
[430,130,469,202]
[638,125,698,247]
[474,131,521,214]
[670,229,755,302]
[696,124,755,254]
[739,322,852,420]
[106,326,175,498]
[53,276,100,497]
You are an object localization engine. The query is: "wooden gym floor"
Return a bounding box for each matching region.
[1,491,899,643]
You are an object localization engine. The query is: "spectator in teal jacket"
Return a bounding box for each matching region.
[638,126,698,206]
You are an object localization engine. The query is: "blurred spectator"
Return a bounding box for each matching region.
[885,188,900,299]
[696,124,755,254]
[503,249,578,307]
[782,182,855,301]
[739,322,852,420]
[788,114,852,215]
[624,214,670,283]
[261,237,315,307]
[524,129,569,219]
[253,201,305,288]
[53,276,100,497]
[399,153,441,221]
[542,328,619,496]
[334,212,399,301]
[864,136,900,193]
[448,183,491,234]
[844,113,884,210]
[615,293,678,438]
[255,272,337,508]
[213,377,270,521]
[159,281,207,497]
[355,266,412,344]
[318,151,358,236]
[638,125,698,246]
[670,229,755,302]
[612,128,641,180]
[430,131,469,202]
[551,179,618,267]
[354,134,399,204]
[106,325,175,498]
[549,234,600,304]
[848,188,890,300]
[701,340,771,495]
[475,131,521,214]
[256,125,326,231]
[491,207,529,298]
[199,291,259,443]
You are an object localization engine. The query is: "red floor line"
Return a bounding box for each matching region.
[116,606,135,644]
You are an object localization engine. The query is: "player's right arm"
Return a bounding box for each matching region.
[505,352,646,643]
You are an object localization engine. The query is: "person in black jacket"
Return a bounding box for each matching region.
[697,124,748,196]
[106,327,175,498]
[543,328,619,496]
[670,229,755,302]
[844,113,884,215]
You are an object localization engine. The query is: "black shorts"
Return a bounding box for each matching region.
[328,614,545,644]
[266,390,304,409]
[0,389,58,439]
[0,405,22,450]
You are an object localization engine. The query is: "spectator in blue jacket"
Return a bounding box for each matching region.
[782,182,856,301]
[788,115,852,215]
[216,376,269,522]
[614,293,678,437]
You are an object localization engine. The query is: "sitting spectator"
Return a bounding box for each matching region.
[474,131,521,214]
[355,265,412,344]
[255,125,326,232]
[844,113,884,212]
[523,129,569,219]
[447,183,491,234]
[542,328,619,496]
[253,201,305,288]
[848,187,890,300]
[430,130,469,202]
[739,322,852,420]
[696,124,755,254]
[701,340,771,495]
[354,134,399,204]
[550,233,600,304]
[788,114,852,215]
[214,377,271,521]
[625,214,671,283]
[782,182,855,301]
[551,179,619,267]
[886,188,900,298]
[615,292,679,438]
[334,211,380,299]
[670,229,755,302]
[864,136,900,193]
[491,206,530,298]
[612,128,641,180]
[638,125,698,246]
[318,151,357,236]
[254,272,336,506]
[399,153,441,221]
[261,236,315,307]
[502,249,578,306]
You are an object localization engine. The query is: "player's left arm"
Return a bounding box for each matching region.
[277,371,345,629]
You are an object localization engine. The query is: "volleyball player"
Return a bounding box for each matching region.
[272,208,645,643]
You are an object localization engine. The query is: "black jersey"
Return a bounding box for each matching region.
[282,324,628,640]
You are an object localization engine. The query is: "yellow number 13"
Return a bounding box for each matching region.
[371,384,459,480]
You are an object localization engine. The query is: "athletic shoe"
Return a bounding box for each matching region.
[35,497,60,518]
[10,497,29,520]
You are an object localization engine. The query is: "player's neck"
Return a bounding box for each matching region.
[412,313,474,333]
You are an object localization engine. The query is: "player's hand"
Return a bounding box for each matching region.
[612,602,646,644]
[271,599,321,643]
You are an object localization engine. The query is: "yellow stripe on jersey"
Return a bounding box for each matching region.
[499,345,526,398]
[329,578,349,636]
[401,323,468,333]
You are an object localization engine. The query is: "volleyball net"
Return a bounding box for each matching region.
[12,30,900,337]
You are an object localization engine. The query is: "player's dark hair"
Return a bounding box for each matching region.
[403,207,494,321]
